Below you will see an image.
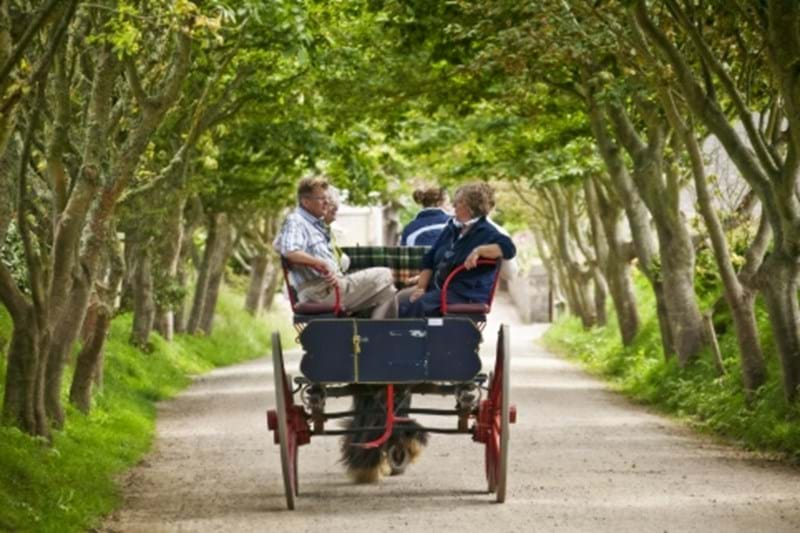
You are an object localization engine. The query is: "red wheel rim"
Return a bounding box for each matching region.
[484,364,503,493]
[481,325,510,502]
[272,332,298,509]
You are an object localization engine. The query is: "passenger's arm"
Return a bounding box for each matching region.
[284,250,337,286]
[408,269,432,302]
[464,243,504,270]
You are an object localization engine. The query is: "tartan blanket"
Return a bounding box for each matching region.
[340,246,429,284]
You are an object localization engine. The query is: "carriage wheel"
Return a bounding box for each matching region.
[272,332,299,510]
[484,324,510,502]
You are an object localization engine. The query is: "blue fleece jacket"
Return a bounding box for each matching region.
[422,216,516,302]
[400,208,451,246]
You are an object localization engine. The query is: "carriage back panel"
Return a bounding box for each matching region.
[340,246,429,285]
[299,318,482,383]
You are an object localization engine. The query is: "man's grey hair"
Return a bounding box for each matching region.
[296,174,330,203]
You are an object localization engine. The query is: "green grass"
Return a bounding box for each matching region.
[0,286,295,532]
[543,276,800,462]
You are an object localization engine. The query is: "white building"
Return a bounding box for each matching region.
[331,205,386,246]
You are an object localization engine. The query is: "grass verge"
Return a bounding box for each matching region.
[0,286,295,532]
[542,277,800,462]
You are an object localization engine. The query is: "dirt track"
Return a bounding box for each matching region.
[102,294,800,532]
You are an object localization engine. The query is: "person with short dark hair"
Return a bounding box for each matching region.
[400,186,451,246]
[397,182,516,318]
[274,175,396,318]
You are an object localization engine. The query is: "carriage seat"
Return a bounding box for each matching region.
[281,247,500,323]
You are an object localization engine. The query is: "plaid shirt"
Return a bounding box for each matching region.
[341,245,429,285]
[274,207,341,287]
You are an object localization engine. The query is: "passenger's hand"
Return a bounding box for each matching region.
[464,247,482,270]
[405,274,420,287]
[409,287,425,303]
[322,268,338,287]
[314,260,338,287]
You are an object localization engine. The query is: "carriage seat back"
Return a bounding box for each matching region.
[281,247,501,321]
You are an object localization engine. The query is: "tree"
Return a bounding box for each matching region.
[631,0,795,399]
[1,0,199,436]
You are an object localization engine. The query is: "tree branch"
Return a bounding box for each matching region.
[124,57,153,111]
[0,0,77,116]
[632,0,774,197]
[18,82,47,316]
[0,0,64,88]
[606,102,646,159]
[664,0,780,176]
[0,262,29,321]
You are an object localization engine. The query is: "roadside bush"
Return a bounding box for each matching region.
[544,276,800,461]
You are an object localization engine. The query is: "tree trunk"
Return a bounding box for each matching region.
[531,227,563,314]
[189,213,232,335]
[187,216,218,334]
[129,246,155,348]
[758,253,800,402]
[173,217,199,334]
[0,141,16,243]
[262,258,281,311]
[198,260,224,334]
[69,300,110,413]
[593,269,608,327]
[604,251,639,345]
[655,223,706,366]
[729,291,765,393]
[1,307,46,436]
[44,277,91,428]
[586,177,639,343]
[546,188,596,328]
[153,196,185,341]
[70,233,124,408]
[173,261,189,334]
[198,216,233,334]
[245,253,269,315]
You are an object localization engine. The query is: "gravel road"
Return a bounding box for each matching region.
[102,294,800,532]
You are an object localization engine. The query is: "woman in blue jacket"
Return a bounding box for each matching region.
[398,182,516,318]
[400,186,451,246]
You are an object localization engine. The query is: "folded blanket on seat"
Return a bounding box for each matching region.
[340,245,429,286]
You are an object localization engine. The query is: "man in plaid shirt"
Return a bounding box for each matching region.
[274,175,397,318]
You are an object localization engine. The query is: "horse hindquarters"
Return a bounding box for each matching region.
[340,386,428,482]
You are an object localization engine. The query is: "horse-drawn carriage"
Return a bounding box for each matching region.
[266,246,516,509]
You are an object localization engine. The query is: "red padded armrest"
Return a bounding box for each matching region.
[440,259,500,316]
[294,302,346,314]
[445,303,490,314]
[281,257,343,316]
